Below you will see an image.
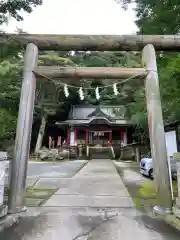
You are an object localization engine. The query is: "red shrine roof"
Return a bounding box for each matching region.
[56,105,132,126]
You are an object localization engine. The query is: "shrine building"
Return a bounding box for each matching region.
[56,105,134,158]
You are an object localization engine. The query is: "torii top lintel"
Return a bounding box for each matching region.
[1,34,180,51]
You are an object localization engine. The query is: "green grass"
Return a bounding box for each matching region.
[139,180,178,199]
[134,197,144,208]
[139,181,156,199]
[137,180,178,208]
[116,164,180,230]
[4,187,57,200]
[26,187,57,199]
[173,180,178,197]
[116,164,178,209]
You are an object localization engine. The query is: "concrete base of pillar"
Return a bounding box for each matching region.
[8,206,27,215]
[173,205,180,219]
[176,197,180,207]
[153,205,173,215]
[0,205,8,218]
[173,198,180,219]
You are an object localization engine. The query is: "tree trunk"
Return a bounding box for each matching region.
[1,33,180,51]
[35,114,47,153]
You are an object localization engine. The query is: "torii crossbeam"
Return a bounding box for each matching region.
[1,34,180,51]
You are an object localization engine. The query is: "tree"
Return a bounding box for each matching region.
[116,0,180,34]
[0,60,22,148]
[115,0,180,142]
[34,52,78,151]
[0,0,42,149]
[0,0,42,25]
[135,0,180,34]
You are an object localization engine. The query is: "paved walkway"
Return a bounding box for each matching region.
[44,159,133,208]
[0,159,178,239]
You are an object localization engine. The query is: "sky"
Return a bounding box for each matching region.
[4,0,137,35]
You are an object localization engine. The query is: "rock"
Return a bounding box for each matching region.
[56,155,64,161]
[39,151,49,160]
[59,150,70,158]
[36,147,77,161]
[38,148,65,161]
[49,149,58,159]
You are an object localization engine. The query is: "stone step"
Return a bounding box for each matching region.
[89,148,112,159]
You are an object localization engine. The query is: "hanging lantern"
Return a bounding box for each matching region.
[95,87,100,100]
[64,84,69,98]
[79,87,84,100]
[113,83,119,95]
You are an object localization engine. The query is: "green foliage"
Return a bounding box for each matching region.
[0,59,21,148]
[159,55,180,122]
[173,152,180,162]
[115,0,180,141]
[0,0,42,24]
[2,0,180,149]
[0,108,16,144]
[116,0,180,34]
[36,51,142,110]
[1,0,180,152]
[135,0,180,34]
[0,60,21,112]
[0,0,38,148]
[0,1,42,61]
[39,54,75,66]
[70,51,142,105]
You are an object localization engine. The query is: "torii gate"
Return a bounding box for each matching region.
[2,34,178,215]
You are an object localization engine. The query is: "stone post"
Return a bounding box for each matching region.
[35,113,47,153]
[174,162,180,218]
[135,147,140,163]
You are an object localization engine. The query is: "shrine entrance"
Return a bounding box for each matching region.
[57,106,130,157]
[89,131,110,146]
[4,34,176,215]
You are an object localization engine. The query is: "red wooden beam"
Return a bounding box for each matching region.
[66,128,70,147]
[86,130,89,146]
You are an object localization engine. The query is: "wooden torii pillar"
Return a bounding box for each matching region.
[8,43,38,213]
[142,45,172,214]
[6,34,174,215]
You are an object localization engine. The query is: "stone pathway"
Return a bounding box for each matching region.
[0,159,179,239]
[4,160,88,207]
[44,159,133,208]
